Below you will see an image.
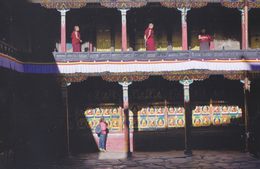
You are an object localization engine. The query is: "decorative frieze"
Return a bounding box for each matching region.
[163,74,209,81]
[40,0,87,9]
[57,74,88,85]
[102,75,149,83]
[161,1,208,8]
[100,0,147,9]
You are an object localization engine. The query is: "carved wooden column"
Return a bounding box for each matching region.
[102,74,149,155]
[163,73,209,155]
[61,82,71,155]
[58,9,69,52]
[238,3,249,50]
[119,9,129,51]
[161,2,207,50]
[101,1,147,51]
[119,81,132,156]
[243,3,249,50]
[58,74,88,156]
[178,8,190,50]
[180,79,193,155]
[240,77,251,152]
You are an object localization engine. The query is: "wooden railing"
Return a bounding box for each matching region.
[0,41,18,58]
[53,50,260,62]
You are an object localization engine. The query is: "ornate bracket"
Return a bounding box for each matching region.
[161,1,207,8]
[40,0,87,9]
[248,0,260,8]
[223,71,247,80]
[100,0,147,9]
[102,75,149,83]
[57,74,88,86]
[221,0,259,9]
[163,74,209,81]
[221,0,245,8]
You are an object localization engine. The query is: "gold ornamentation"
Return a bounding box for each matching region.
[161,1,208,8]
[40,0,87,9]
[58,74,88,84]
[100,0,147,9]
[248,0,260,8]
[220,0,260,9]
[163,74,209,81]
[224,72,246,80]
[102,75,149,82]
[221,0,245,8]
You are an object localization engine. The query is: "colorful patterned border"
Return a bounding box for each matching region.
[81,105,242,132]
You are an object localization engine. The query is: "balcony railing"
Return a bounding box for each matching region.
[0,41,18,58]
[53,50,260,62]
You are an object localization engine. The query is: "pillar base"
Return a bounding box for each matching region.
[127,151,133,159]
[184,149,192,156]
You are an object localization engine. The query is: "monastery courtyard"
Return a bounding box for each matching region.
[8,151,260,169]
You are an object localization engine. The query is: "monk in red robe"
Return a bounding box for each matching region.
[144,23,156,51]
[198,29,213,50]
[71,26,82,52]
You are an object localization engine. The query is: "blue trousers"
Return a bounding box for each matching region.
[99,134,106,149]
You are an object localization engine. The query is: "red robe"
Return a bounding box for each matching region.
[145,28,156,51]
[71,31,81,52]
[199,34,214,50]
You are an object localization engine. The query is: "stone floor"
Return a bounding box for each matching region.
[16,151,260,169]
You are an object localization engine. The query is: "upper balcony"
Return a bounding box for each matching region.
[1,41,260,75]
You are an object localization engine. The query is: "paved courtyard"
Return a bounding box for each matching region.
[20,151,260,169]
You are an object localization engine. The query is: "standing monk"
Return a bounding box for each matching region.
[144,23,156,51]
[71,26,82,52]
[198,29,213,51]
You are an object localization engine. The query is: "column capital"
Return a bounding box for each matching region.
[119,81,132,88]
[240,77,251,91]
[58,9,70,15]
[178,7,190,22]
[118,8,130,15]
[238,7,251,17]
[238,5,244,11]
[61,82,71,88]
[180,80,193,103]
[179,79,194,86]
[177,7,191,14]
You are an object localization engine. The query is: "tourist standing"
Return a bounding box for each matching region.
[98,117,108,152]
